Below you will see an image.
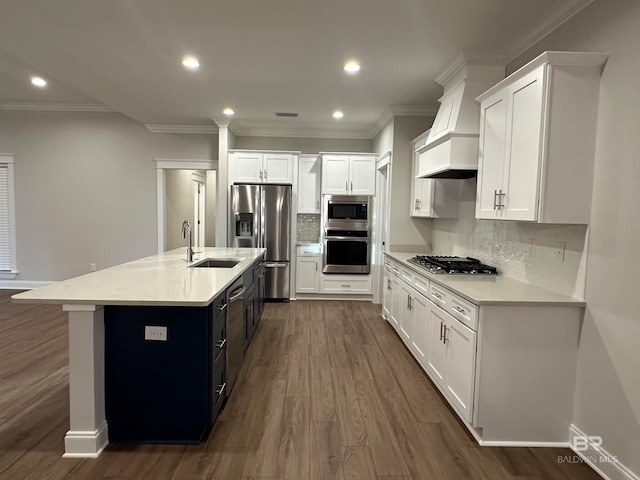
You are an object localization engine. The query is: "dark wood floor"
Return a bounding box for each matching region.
[0,290,601,480]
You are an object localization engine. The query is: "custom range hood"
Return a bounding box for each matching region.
[416,57,504,179]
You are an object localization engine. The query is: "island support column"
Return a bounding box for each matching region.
[62,304,109,458]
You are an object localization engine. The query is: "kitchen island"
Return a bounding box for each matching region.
[12,247,266,458]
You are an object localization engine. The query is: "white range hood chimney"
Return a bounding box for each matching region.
[416,56,505,179]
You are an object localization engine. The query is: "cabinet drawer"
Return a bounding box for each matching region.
[429,283,448,307]
[448,294,478,331]
[401,267,414,284]
[297,244,321,256]
[211,359,226,418]
[212,318,226,363]
[412,275,429,296]
[321,276,371,294]
[211,293,226,317]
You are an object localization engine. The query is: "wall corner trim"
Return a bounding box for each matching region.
[568,424,639,480]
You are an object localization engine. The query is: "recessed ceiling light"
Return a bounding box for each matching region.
[223,108,235,116]
[182,56,200,70]
[343,61,361,73]
[31,76,47,88]
[332,111,344,119]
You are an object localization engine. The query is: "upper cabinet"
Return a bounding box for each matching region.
[475,51,608,223]
[297,154,321,214]
[229,151,295,184]
[410,130,460,218]
[321,154,376,195]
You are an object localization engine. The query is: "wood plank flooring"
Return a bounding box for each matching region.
[0,290,602,480]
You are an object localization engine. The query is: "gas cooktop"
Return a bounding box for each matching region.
[408,255,498,275]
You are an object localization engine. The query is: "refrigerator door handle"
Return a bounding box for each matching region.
[260,187,266,248]
[264,262,287,268]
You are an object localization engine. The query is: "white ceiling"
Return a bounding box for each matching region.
[0,0,594,138]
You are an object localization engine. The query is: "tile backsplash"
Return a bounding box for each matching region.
[297,214,321,243]
[431,179,588,299]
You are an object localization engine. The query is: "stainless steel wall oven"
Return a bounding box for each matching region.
[322,195,371,274]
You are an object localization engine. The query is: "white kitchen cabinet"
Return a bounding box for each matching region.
[382,270,393,320]
[296,256,320,293]
[399,282,414,345]
[321,154,376,195]
[297,155,321,213]
[229,151,295,184]
[410,131,460,218]
[426,291,477,423]
[296,245,321,293]
[476,51,608,223]
[320,274,372,294]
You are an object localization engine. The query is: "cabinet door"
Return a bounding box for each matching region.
[399,283,413,345]
[409,290,429,368]
[426,301,448,389]
[382,272,392,320]
[503,67,545,221]
[298,156,321,213]
[321,155,349,194]
[230,152,263,183]
[349,155,376,195]
[295,256,319,293]
[446,318,477,423]
[411,178,433,217]
[476,89,508,219]
[263,153,294,184]
[389,275,402,332]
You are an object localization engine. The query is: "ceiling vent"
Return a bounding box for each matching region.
[275,112,298,118]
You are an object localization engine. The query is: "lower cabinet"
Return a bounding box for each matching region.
[296,255,320,293]
[426,300,476,423]
[321,274,371,294]
[104,293,227,444]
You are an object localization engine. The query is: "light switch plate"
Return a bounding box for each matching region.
[145,325,167,341]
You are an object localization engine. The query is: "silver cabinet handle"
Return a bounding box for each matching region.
[452,306,466,315]
[439,321,444,341]
[264,170,268,181]
[432,291,442,299]
[406,294,411,310]
[408,296,412,311]
[341,284,351,288]
[443,326,450,344]
[345,180,348,191]
[259,169,263,180]
[216,303,227,312]
[215,338,227,349]
[215,382,227,395]
[350,181,353,192]
[493,189,499,210]
[499,190,506,209]
[317,200,320,210]
[315,261,318,271]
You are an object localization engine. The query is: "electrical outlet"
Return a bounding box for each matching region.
[145,326,167,341]
[90,263,97,272]
[556,242,566,262]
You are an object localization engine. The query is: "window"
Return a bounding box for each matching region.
[0,155,17,278]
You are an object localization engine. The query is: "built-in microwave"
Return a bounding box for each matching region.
[324,195,369,231]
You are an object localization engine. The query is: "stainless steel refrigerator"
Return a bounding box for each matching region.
[230,184,291,299]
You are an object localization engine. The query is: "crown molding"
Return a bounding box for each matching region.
[369,105,439,139]
[0,102,115,112]
[144,124,218,134]
[505,0,596,64]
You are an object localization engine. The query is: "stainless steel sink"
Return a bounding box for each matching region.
[190,258,241,268]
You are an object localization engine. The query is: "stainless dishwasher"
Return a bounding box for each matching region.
[225,277,244,395]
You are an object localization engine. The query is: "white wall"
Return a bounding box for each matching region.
[0,110,217,281]
[374,116,435,252]
[233,135,372,153]
[507,0,640,475]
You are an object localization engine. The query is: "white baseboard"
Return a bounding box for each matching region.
[569,425,639,480]
[62,422,109,459]
[0,280,54,290]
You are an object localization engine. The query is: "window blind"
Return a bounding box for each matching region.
[0,165,12,271]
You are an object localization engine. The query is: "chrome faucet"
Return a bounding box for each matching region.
[181,219,194,262]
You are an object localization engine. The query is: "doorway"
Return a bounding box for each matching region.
[155,159,218,253]
[372,152,391,304]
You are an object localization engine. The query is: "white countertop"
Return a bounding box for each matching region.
[12,247,266,307]
[386,252,586,307]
